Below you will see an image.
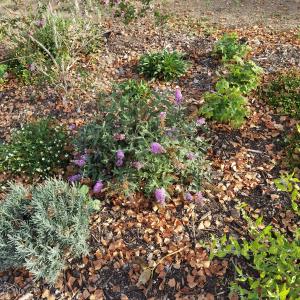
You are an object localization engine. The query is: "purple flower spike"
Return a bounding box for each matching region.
[133,161,144,170]
[195,192,205,206]
[69,124,76,131]
[116,150,125,160]
[73,159,86,167]
[187,152,196,160]
[68,174,82,183]
[150,142,165,154]
[184,192,193,201]
[155,188,166,204]
[175,86,183,105]
[93,180,104,193]
[116,159,124,167]
[196,118,206,126]
[159,111,167,119]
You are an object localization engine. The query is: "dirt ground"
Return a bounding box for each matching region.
[165,0,300,29]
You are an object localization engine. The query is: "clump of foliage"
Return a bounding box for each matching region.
[138,50,189,81]
[0,64,8,84]
[262,71,300,118]
[275,172,300,215]
[153,10,170,26]
[285,124,300,170]
[74,80,209,199]
[209,211,300,299]
[0,179,93,283]
[199,79,249,128]
[224,59,263,94]
[104,0,153,24]
[0,119,69,178]
[1,6,103,84]
[213,32,251,62]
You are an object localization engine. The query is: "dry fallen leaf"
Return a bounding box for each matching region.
[168,278,176,288]
[137,269,152,287]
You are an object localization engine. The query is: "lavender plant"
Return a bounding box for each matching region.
[74,80,209,201]
[0,179,93,283]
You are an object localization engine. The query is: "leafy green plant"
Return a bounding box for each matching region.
[0,119,69,178]
[262,71,300,118]
[200,79,249,127]
[0,179,94,283]
[74,80,209,199]
[209,213,300,299]
[225,59,263,94]
[275,172,300,215]
[0,64,8,84]
[154,10,170,26]
[138,50,189,81]
[213,32,251,62]
[285,124,300,169]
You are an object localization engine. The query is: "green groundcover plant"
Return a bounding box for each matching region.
[73,80,209,201]
[138,50,189,81]
[199,79,249,128]
[262,71,300,118]
[0,119,69,178]
[0,179,95,283]
[0,64,8,84]
[213,32,251,62]
[208,210,300,299]
[275,172,300,215]
[224,59,263,94]
[285,124,300,170]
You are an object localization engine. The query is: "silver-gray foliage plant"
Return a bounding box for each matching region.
[0,179,91,283]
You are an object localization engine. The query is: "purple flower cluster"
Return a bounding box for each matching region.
[184,192,193,201]
[73,154,88,168]
[187,152,196,160]
[159,111,167,119]
[150,142,165,154]
[93,180,104,193]
[116,150,125,167]
[68,174,82,183]
[155,188,166,204]
[175,86,183,105]
[196,118,206,126]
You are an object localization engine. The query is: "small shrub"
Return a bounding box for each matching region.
[275,172,300,215]
[74,80,209,199]
[0,119,69,178]
[0,179,93,283]
[138,50,189,81]
[225,59,263,94]
[209,213,300,299]
[199,79,249,128]
[285,124,300,170]
[0,64,8,84]
[213,32,251,62]
[262,71,300,117]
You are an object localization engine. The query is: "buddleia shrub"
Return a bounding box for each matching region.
[74,80,209,200]
[262,71,300,118]
[213,32,250,62]
[225,59,263,94]
[199,79,249,128]
[138,50,189,81]
[0,119,69,178]
[0,179,92,283]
